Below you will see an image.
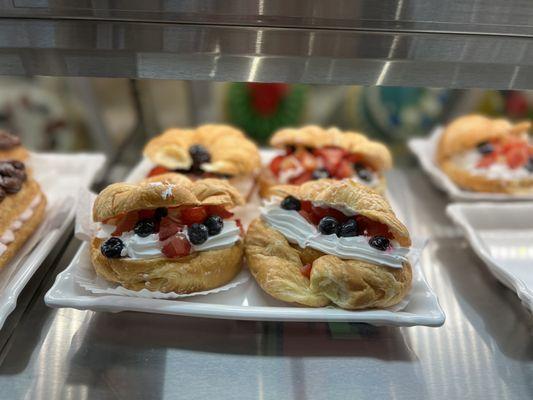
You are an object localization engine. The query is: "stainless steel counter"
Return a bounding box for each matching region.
[0,170,532,400]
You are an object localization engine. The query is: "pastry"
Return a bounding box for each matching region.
[0,130,29,161]
[259,125,392,196]
[0,160,46,269]
[143,124,261,198]
[437,114,533,194]
[245,179,412,309]
[90,173,245,293]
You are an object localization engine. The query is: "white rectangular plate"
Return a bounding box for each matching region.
[447,202,533,312]
[408,127,533,201]
[0,152,106,330]
[45,152,444,327]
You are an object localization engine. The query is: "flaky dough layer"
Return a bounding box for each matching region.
[245,219,412,309]
[91,238,243,293]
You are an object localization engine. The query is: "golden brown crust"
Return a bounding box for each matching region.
[0,146,29,161]
[266,179,411,247]
[0,189,46,269]
[91,238,243,293]
[143,124,261,176]
[437,114,531,162]
[0,177,42,233]
[245,219,412,309]
[270,125,392,171]
[93,173,244,222]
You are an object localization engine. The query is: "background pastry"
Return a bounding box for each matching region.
[259,125,392,197]
[437,114,533,194]
[91,173,245,293]
[0,160,46,269]
[143,124,261,198]
[245,179,412,310]
[0,130,29,161]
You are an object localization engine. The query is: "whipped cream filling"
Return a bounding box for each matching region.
[98,220,241,260]
[0,195,42,256]
[260,202,409,269]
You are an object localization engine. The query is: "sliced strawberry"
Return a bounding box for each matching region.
[346,153,363,164]
[334,159,355,179]
[311,206,348,224]
[138,209,156,219]
[300,200,313,213]
[289,170,313,184]
[476,153,498,168]
[505,144,529,169]
[269,155,285,176]
[300,263,312,278]
[161,235,191,258]
[147,166,169,177]
[206,205,234,219]
[314,147,347,174]
[299,210,321,225]
[355,215,393,239]
[181,206,208,225]
[294,149,318,171]
[159,217,184,241]
[112,212,138,236]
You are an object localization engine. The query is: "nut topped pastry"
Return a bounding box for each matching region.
[437,114,533,194]
[91,173,245,293]
[0,160,46,268]
[0,130,29,161]
[245,179,412,309]
[143,124,261,197]
[260,125,392,196]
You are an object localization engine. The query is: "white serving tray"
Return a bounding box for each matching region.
[0,152,106,330]
[45,152,444,327]
[447,202,533,312]
[408,127,533,201]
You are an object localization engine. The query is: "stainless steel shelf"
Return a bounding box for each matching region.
[0,170,532,400]
[1,1,533,88]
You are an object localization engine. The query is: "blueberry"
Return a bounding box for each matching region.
[204,215,223,235]
[134,218,156,237]
[525,157,533,173]
[101,237,124,258]
[280,195,301,211]
[189,144,211,169]
[369,236,390,251]
[337,219,358,237]
[318,216,339,235]
[311,168,330,180]
[476,141,494,155]
[154,207,168,219]
[188,223,209,245]
[356,168,372,182]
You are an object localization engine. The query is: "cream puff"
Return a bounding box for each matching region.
[91,173,245,293]
[0,130,29,161]
[245,179,412,309]
[0,160,46,269]
[259,126,392,197]
[143,124,261,198]
[437,114,533,194]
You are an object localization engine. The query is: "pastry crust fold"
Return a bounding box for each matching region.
[143,124,261,176]
[245,219,412,309]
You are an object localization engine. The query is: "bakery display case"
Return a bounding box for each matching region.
[0,2,532,400]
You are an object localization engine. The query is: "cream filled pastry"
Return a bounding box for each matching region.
[437,114,533,194]
[245,179,412,310]
[143,124,261,199]
[259,125,392,197]
[90,173,245,293]
[0,160,46,269]
[0,130,29,161]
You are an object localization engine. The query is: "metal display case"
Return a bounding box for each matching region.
[0,2,532,400]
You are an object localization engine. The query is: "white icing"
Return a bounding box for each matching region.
[260,203,409,269]
[0,195,42,254]
[95,224,116,239]
[186,220,240,252]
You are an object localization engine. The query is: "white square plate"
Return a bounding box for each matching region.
[408,127,533,201]
[447,202,533,312]
[0,153,106,329]
[45,152,444,327]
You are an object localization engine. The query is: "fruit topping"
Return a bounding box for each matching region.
[505,144,529,169]
[138,209,156,220]
[356,168,372,182]
[286,145,296,154]
[281,195,301,211]
[318,216,339,235]
[10,160,25,170]
[236,219,245,236]
[355,215,393,239]
[111,212,138,236]
[0,176,22,193]
[134,218,156,237]
[269,154,285,175]
[369,236,390,251]
[204,215,223,235]
[181,206,208,225]
[334,160,354,179]
[206,205,234,219]
[162,235,191,258]
[158,217,183,241]
[311,167,330,180]
[147,166,169,177]
[189,144,211,171]
[101,237,124,258]
[300,263,312,278]
[337,219,358,237]
[476,141,494,155]
[154,207,168,219]
[289,170,313,184]
[187,223,209,245]
[314,147,347,173]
